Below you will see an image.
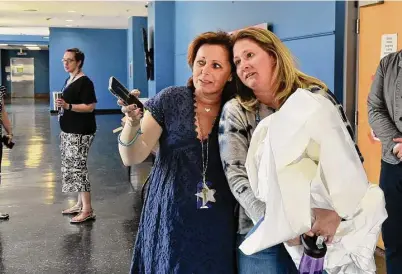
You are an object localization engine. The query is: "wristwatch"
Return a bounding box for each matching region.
[68,104,72,111]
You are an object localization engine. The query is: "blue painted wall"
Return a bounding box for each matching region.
[1,49,49,95]
[49,27,127,110]
[173,1,338,96]
[128,16,148,97]
[147,1,175,97]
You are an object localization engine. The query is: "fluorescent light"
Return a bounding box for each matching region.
[66,19,74,22]
[26,46,41,50]
[66,25,73,27]
[0,44,8,46]
[23,44,37,47]
[67,10,76,13]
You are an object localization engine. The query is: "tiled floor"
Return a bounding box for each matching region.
[0,98,142,273]
[0,98,389,273]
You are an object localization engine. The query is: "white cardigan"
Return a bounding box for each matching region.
[241,88,387,274]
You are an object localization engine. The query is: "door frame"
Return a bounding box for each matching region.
[354,0,386,250]
[343,1,359,137]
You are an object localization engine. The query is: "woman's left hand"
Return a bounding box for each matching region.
[306,208,341,244]
[6,133,12,144]
[56,98,68,109]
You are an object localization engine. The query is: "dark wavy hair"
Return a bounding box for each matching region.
[66,48,85,69]
[186,31,236,104]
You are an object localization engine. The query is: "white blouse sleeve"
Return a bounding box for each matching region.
[305,97,369,220]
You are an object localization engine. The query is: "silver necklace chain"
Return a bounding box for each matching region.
[196,108,217,185]
[201,136,209,185]
[197,111,209,185]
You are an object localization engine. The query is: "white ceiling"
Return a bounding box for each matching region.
[0,0,148,35]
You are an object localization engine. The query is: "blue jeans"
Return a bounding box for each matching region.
[237,234,298,274]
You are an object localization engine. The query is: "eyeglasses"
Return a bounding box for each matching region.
[61,58,76,63]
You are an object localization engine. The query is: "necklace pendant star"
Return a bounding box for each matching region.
[195,183,216,209]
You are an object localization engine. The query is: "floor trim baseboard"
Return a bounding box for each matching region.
[50,109,122,115]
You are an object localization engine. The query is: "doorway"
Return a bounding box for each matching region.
[10,57,35,98]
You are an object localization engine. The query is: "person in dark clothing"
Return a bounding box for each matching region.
[0,85,13,220]
[56,48,97,223]
[368,50,402,273]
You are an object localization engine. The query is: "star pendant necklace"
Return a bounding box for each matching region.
[195,112,217,209]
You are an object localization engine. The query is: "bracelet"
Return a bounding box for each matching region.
[118,128,142,147]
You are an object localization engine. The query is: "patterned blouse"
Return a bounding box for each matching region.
[0,86,6,111]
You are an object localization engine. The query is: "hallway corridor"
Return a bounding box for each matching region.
[0,99,144,274]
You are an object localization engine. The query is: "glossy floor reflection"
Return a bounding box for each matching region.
[0,98,149,274]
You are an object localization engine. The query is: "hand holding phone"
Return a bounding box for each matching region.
[109,76,144,127]
[2,135,14,149]
[108,76,144,110]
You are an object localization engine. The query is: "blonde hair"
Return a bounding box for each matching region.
[231,27,327,111]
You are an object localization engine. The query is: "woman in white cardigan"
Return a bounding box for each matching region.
[220,27,387,273]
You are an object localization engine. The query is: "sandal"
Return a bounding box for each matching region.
[62,205,82,215]
[70,210,96,224]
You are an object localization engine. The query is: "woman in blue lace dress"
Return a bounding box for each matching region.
[118,31,237,273]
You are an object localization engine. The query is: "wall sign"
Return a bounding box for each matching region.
[380,33,398,59]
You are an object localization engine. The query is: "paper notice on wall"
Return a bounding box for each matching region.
[380,33,397,59]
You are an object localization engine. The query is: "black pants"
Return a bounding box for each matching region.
[379,160,402,273]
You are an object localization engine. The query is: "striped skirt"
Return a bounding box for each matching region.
[60,132,94,192]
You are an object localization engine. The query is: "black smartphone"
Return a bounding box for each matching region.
[108,76,144,110]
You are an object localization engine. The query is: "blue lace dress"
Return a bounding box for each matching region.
[130,86,237,274]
